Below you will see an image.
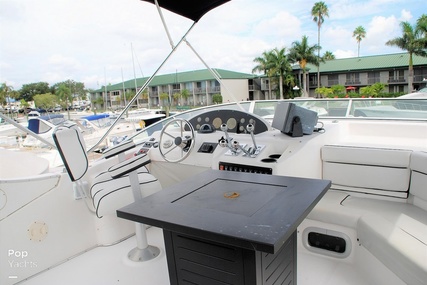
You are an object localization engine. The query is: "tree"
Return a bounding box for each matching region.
[53,80,86,100]
[315,86,333,98]
[322,51,335,60]
[353,26,366,57]
[173,92,181,106]
[330,85,346,97]
[33,93,58,110]
[416,14,427,48]
[159,92,170,116]
[56,84,72,109]
[252,48,291,100]
[360,83,387,97]
[181,89,190,105]
[267,48,292,100]
[19,82,50,102]
[312,1,329,91]
[386,18,427,92]
[253,50,274,99]
[0,82,14,106]
[212,94,223,104]
[288,35,321,97]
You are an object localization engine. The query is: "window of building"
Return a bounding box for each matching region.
[328,74,338,86]
[368,72,380,84]
[389,70,405,82]
[346,73,360,84]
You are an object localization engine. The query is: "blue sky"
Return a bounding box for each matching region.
[0,0,425,90]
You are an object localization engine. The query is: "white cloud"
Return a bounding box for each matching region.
[334,49,357,59]
[399,9,413,21]
[365,15,401,53]
[1,0,426,90]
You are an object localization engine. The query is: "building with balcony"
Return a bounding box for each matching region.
[304,52,427,96]
[91,53,427,109]
[91,69,254,110]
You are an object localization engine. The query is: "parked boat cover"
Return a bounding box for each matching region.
[141,0,230,22]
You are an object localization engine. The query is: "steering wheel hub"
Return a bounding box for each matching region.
[159,118,195,162]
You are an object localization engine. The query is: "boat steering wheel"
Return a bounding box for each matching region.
[159,118,195,162]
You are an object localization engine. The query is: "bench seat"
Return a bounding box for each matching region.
[309,146,427,285]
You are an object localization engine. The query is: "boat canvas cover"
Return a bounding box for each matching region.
[27,114,65,134]
[141,0,230,22]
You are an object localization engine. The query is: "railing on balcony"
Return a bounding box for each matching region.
[210,86,221,93]
[368,77,381,84]
[345,81,361,85]
[388,77,406,83]
[194,88,204,94]
[414,75,427,82]
[261,84,270,90]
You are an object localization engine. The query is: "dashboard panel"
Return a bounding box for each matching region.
[188,109,269,135]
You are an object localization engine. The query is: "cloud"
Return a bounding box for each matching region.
[1,0,426,90]
[399,9,413,21]
[365,15,401,53]
[334,49,357,58]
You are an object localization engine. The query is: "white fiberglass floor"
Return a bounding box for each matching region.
[21,227,371,285]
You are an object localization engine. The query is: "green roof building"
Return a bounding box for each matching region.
[91,53,427,109]
[302,52,427,96]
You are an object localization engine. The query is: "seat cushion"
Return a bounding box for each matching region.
[410,151,427,210]
[358,213,427,285]
[321,145,411,198]
[90,168,161,218]
[53,123,88,181]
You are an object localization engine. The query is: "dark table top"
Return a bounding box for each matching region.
[117,169,330,254]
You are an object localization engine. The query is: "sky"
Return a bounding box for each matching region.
[0,0,425,90]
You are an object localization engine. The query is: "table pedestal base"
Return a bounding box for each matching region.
[164,230,297,285]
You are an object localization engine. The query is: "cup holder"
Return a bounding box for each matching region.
[269,154,281,159]
[261,158,276,163]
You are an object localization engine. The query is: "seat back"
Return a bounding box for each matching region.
[409,151,427,211]
[53,122,88,181]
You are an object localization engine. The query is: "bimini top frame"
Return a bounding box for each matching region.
[89,0,233,152]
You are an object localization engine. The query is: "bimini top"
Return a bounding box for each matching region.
[141,0,230,22]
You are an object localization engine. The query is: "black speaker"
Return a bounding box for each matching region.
[272,101,318,137]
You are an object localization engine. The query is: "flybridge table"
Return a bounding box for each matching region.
[117,170,330,285]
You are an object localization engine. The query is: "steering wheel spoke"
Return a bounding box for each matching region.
[159,118,195,162]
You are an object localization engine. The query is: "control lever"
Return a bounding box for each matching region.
[220,124,232,148]
[219,124,239,155]
[246,124,258,154]
[234,140,251,156]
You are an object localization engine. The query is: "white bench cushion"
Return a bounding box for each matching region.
[91,168,161,218]
[322,145,411,198]
[358,213,427,285]
[410,151,427,208]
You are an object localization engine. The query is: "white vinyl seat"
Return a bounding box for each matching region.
[90,157,161,218]
[52,122,161,262]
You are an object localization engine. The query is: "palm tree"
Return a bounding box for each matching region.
[253,51,274,99]
[311,2,329,90]
[267,48,292,100]
[322,51,335,60]
[288,36,321,97]
[253,48,291,100]
[353,26,366,57]
[416,14,427,47]
[0,82,13,106]
[386,20,427,92]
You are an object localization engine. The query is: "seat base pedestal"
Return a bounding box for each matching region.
[128,245,160,262]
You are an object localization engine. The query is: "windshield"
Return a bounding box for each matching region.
[2,98,427,153]
[128,97,427,145]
